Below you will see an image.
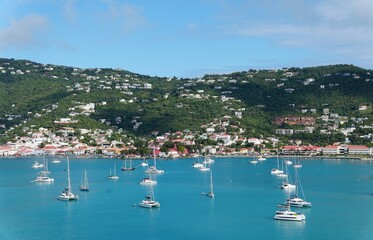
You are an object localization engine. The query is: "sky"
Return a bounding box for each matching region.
[0,0,372,78]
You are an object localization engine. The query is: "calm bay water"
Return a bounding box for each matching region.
[1,156,373,240]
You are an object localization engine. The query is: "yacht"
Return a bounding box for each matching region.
[51,158,61,164]
[274,209,305,221]
[198,163,210,172]
[58,157,79,201]
[249,159,258,164]
[257,155,266,161]
[141,160,148,167]
[280,182,296,190]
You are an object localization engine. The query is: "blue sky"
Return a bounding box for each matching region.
[1,0,372,77]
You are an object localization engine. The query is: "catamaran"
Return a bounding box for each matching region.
[270,153,284,175]
[285,167,311,207]
[58,156,79,201]
[108,161,119,180]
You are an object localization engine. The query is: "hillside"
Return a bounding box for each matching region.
[0,58,372,146]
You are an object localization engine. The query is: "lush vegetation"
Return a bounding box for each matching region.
[0,58,372,146]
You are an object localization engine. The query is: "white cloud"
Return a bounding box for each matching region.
[103,1,146,34]
[217,0,373,66]
[0,14,49,50]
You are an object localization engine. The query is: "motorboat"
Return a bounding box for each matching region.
[35,175,54,183]
[274,209,305,221]
[202,156,214,164]
[257,155,266,161]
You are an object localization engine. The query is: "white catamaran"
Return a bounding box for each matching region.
[58,156,79,201]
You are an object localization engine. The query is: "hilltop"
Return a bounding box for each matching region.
[0,58,372,151]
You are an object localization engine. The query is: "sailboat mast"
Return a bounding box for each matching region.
[153,146,156,168]
[67,156,71,193]
[210,170,213,193]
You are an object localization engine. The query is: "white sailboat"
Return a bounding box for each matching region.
[280,163,296,190]
[285,167,311,207]
[34,157,54,183]
[108,161,119,180]
[270,153,284,175]
[140,166,157,185]
[138,173,160,208]
[198,162,210,172]
[202,155,214,164]
[201,170,214,198]
[293,157,302,168]
[192,158,204,168]
[80,170,89,191]
[145,147,164,174]
[58,156,79,201]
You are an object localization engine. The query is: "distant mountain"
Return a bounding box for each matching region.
[0,58,372,145]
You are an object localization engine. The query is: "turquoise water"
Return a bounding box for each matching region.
[1,157,373,240]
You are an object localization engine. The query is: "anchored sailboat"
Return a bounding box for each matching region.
[201,170,214,198]
[58,156,79,201]
[80,170,89,191]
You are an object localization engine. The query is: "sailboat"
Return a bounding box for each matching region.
[280,163,296,190]
[276,160,287,178]
[121,157,136,171]
[108,161,119,180]
[285,167,311,207]
[58,156,79,201]
[270,153,284,175]
[201,170,214,198]
[140,166,157,185]
[198,161,210,172]
[79,170,89,191]
[34,157,54,183]
[202,155,214,164]
[192,157,204,168]
[145,147,164,174]
[138,173,160,208]
[293,157,302,168]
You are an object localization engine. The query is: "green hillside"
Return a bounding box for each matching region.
[0,58,372,145]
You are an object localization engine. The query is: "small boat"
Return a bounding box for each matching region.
[58,156,79,201]
[31,160,44,169]
[141,160,148,167]
[202,156,214,164]
[192,162,204,168]
[201,170,214,198]
[257,155,266,161]
[285,160,293,165]
[79,170,89,191]
[249,159,258,164]
[51,158,61,164]
[108,161,119,180]
[274,208,305,221]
